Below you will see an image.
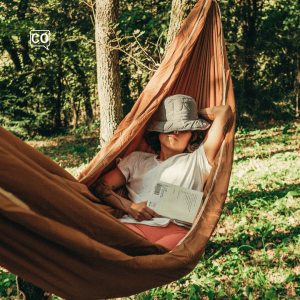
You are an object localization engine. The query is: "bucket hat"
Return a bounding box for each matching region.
[147,94,210,132]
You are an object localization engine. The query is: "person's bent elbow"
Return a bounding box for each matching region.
[222,104,232,116]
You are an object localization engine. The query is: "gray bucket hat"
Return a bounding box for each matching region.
[147,94,210,132]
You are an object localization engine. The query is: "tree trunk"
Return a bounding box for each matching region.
[71,100,79,132]
[165,0,198,54]
[2,36,22,72]
[20,34,32,66]
[17,0,32,66]
[55,66,63,131]
[53,35,63,132]
[296,54,300,117]
[95,0,123,147]
[242,0,258,113]
[65,42,94,125]
[296,93,299,117]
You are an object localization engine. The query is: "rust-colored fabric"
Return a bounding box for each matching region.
[0,1,235,299]
[124,223,190,250]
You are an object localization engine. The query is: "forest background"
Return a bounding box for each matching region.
[0,0,299,141]
[0,1,300,299]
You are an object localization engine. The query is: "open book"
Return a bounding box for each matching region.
[147,180,203,225]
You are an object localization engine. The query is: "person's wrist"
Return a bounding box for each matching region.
[123,200,132,214]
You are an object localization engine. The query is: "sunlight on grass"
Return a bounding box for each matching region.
[26,133,100,171]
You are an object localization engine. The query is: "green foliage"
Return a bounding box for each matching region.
[0,0,97,138]
[0,270,18,298]
[118,0,172,116]
[217,0,300,123]
[1,0,299,137]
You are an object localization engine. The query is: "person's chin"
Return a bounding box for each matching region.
[166,144,181,151]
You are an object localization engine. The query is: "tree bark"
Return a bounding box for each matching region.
[2,36,22,72]
[20,34,32,66]
[54,25,64,132]
[65,41,94,125]
[55,63,63,131]
[71,100,79,132]
[95,0,123,147]
[296,54,300,117]
[72,61,94,125]
[17,0,32,66]
[242,0,258,113]
[165,0,198,54]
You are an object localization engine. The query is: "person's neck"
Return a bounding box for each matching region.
[158,147,182,161]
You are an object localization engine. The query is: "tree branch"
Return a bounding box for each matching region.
[18,66,46,76]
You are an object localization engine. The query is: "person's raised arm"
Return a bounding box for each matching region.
[94,167,160,221]
[198,105,233,166]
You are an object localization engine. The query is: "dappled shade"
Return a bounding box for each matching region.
[0,0,235,299]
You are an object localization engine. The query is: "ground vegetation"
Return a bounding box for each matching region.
[1,121,299,300]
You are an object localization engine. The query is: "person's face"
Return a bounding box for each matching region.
[159,130,192,153]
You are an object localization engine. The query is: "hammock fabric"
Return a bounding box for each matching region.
[0,0,235,299]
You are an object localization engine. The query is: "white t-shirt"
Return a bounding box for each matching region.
[117,143,212,227]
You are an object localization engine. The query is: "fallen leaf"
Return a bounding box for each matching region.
[287,287,296,297]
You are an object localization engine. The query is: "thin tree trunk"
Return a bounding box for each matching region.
[54,33,63,131]
[2,36,22,72]
[65,42,94,125]
[95,0,123,147]
[20,34,32,66]
[17,0,32,66]
[71,100,79,132]
[296,94,299,117]
[165,0,198,54]
[296,54,300,117]
[55,66,63,131]
[242,0,258,114]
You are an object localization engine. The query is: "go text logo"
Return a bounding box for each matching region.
[30,30,51,50]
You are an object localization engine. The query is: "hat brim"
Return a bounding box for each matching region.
[147,118,210,132]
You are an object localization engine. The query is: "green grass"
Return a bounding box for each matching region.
[1,121,300,300]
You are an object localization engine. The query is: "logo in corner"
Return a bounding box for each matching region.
[30,30,51,50]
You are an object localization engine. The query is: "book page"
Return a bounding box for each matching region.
[148,180,203,224]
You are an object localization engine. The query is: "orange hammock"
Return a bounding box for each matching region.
[0,0,235,299]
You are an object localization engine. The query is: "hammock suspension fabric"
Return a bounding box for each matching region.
[0,1,236,299]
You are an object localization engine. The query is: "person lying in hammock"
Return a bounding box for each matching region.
[94,94,233,250]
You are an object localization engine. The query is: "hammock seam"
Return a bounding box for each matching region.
[173,1,227,248]
[217,1,226,105]
[0,187,30,211]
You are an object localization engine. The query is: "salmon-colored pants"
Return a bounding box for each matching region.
[124,222,189,250]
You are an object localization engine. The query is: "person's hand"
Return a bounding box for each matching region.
[126,201,161,222]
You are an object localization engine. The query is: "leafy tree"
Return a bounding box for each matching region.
[218,0,299,123]
[0,0,97,137]
[118,0,172,115]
